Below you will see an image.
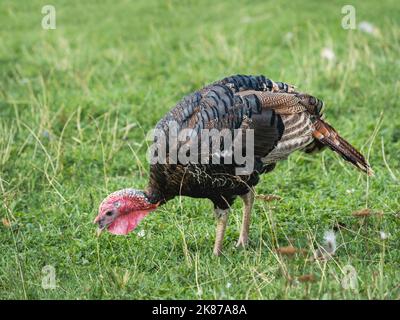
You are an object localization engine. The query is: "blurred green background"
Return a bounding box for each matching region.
[0,0,399,299]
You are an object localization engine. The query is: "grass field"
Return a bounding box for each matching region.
[1,0,399,299]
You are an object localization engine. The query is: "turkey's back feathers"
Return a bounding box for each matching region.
[148,75,294,206]
[147,74,371,209]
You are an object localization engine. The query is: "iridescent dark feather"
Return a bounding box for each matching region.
[146,74,372,210]
[147,75,292,208]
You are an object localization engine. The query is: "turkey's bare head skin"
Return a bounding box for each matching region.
[94,188,159,235]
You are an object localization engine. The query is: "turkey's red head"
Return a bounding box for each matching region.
[94,189,158,235]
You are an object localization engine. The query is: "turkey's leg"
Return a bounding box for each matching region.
[236,189,254,248]
[213,208,229,256]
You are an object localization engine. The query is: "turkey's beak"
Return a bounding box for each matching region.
[94,215,106,236]
[96,227,104,237]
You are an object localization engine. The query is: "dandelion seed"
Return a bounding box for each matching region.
[312,230,337,261]
[42,130,52,140]
[284,32,293,43]
[379,231,388,240]
[137,229,145,237]
[323,230,337,255]
[358,21,377,35]
[320,47,336,62]
[291,278,300,287]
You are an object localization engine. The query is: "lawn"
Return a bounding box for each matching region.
[0,0,399,299]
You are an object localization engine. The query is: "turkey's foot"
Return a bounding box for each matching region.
[213,209,229,256]
[236,190,254,250]
[235,235,249,249]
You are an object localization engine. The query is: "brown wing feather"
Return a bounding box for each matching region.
[237,91,306,114]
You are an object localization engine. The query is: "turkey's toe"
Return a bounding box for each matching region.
[236,237,249,249]
[213,248,223,256]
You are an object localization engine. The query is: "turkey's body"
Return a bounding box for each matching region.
[146,75,305,210]
[139,74,371,255]
[147,114,314,209]
[97,74,371,255]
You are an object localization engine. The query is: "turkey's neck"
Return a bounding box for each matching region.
[146,164,175,206]
[144,185,167,206]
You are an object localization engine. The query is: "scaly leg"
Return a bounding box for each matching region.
[236,190,255,248]
[213,208,229,256]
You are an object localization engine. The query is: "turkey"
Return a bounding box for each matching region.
[94,75,372,256]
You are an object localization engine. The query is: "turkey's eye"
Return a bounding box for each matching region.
[105,211,113,217]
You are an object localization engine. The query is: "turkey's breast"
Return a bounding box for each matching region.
[262,112,314,164]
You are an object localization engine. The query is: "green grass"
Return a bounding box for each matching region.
[1,0,400,299]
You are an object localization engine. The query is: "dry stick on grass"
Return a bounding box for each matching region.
[256,194,282,202]
[352,208,373,218]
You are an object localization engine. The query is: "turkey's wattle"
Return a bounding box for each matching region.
[95,75,372,255]
[107,210,149,235]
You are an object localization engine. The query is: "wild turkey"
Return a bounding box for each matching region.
[94,75,372,256]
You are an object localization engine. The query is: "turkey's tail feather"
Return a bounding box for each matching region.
[312,119,374,176]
